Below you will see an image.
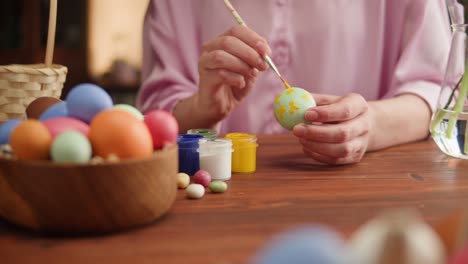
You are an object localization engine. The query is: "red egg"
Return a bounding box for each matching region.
[193,170,211,187]
[144,110,178,149]
[42,117,90,138]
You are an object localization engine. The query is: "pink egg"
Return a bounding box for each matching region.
[144,110,179,149]
[42,117,90,138]
[193,170,211,187]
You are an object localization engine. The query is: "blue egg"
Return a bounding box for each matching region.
[0,119,22,144]
[251,225,347,264]
[66,83,113,123]
[39,102,68,121]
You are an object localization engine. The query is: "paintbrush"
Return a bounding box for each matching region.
[223,0,292,89]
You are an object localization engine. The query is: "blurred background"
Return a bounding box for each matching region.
[0,0,149,106]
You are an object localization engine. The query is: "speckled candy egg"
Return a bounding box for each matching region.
[273,87,316,130]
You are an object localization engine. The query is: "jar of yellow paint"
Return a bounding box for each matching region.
[225,132,258,173]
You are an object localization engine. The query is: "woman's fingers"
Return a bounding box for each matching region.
[300,134,368,159]
[302,147,365,165]
[310,93,340,106]
[199,49,258,78]
[200,68,247,90]
[223,25,271,57]
[292,93,372,165]
[305,93,368,123]
[202,25,270,71]
[293,113,370,144]
[203,35,268,71]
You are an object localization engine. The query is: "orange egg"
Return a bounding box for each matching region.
[10,119,52,160]
[89,109,153,159]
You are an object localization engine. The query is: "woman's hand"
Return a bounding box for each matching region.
[197,25,270,121]
[292,93,373,165]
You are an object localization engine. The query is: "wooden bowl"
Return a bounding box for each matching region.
[0,144,178,234]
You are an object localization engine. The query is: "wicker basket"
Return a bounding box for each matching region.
[0,64,67,123]
[0,0,67,124]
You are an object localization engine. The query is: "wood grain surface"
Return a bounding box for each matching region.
[1,134,467,264]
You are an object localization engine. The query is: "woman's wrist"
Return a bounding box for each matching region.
[366,94,431,152]
[366,103,379,152]
[173,93,223,133]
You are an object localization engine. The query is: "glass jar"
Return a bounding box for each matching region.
[446,0,466,26]
[225,132,258,173]
[431,23,468,159]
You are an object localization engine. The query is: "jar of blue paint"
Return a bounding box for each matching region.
[177,134,204,175]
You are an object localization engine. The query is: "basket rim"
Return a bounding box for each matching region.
[0,64,68,75]
[0,144,177,169]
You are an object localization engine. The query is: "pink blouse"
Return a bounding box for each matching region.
[137,0,451,135]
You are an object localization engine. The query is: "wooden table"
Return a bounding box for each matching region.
[1,134,468,264]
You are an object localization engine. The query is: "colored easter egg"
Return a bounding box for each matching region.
[186,184,205,199]
[208,181,228,193]
[51,131,92,163]
[89,109,153,159]
[273,87,316,130]
[432,209,468,256]
[193,170,211,187]
[177,172,190,189]
[42,117,90,139]
[0,119,22,144]
[66,83,113,123]
[113,104,144,120]
[450,245,468,264]
[144,110,179,149]
[251,225,347,264]
[39,101,68,121]
[349,209,446,264]
[10,119,52,160]
[26,96,62,119]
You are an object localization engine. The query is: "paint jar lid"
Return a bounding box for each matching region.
[187,128,218,139]
[198,138,233,154]
[177,134,203,149]
[225,132,257,144]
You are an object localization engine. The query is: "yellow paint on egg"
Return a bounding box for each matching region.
[273,87,316,130]
[289,101,300,114]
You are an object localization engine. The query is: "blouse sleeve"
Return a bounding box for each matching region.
[136,0,201,114]
[383,0,451,113]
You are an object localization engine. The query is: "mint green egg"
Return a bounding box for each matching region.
[113,104,144,120]
[273,87,316,130]
[51,131,92,163]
